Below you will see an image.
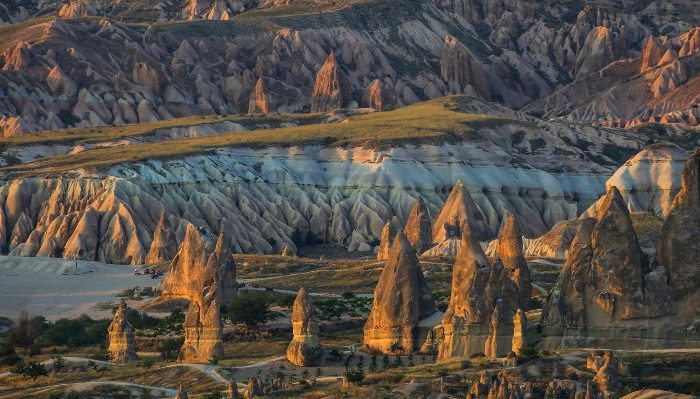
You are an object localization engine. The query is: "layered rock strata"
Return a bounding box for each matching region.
[108,299,137,363]
[364,230,436,353]
[286,287,323,366]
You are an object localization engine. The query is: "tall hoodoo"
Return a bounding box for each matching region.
[495,214,532,310]
[286,287,323,366]
[108,299,137,363]
[310,50,349,112]
[364,230,436,353]
[657,149,700,299]
[405,197,432,254]
[145,212,177,264]
[248,77,271,114]
[178,271,225,363]
[162,225,237,304]
[438,220,524,360]
[432,180,493,244]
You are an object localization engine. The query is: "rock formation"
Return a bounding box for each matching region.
[364,230,436,353]
[404,197,432,253]
[438,218,526,360]
[178,275,225,363]
[244,377,263,399]
[593,351,622,397]
[248,78,271,114]
[162,225,237,304]
[286,287,323,366]
[657,149,700,299]
[376,219,398,261]
[541,180,700,349]
[494,214,532,310]
[432,180,493,245]
[441,36,491,100]
[108,299,137,363]
[145,213,177,264]
[310,51,349,112]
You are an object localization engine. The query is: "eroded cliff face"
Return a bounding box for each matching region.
[3,0,697,137]
[0,125,636,262]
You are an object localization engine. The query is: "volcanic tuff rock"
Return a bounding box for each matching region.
[108,299,137,363]
[437,219,526,360]
[376,219,399,261]
[432,180,494,244]
[4,0,699,136]
[494,214,532,310]
[162,225,237,304]
[286,287,323,366]
[541,180,700,348]
[364,231,436,354]
[226,380,239,399]
[593,352,622,397]
[310,51,349,112]
[145,212,177,264]
[173,386,189,399]
[247,78,271,114]
[179,269,225,363]
[404,197,433,254]
[657,149,700,299]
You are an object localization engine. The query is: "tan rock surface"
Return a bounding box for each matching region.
[404,197,432,254]
[432,180,493,244]
[494,214,532,310]
[145,212,177,264]
[108,299,137,363]
[364,230,436,353]
[286,287,323,366]
[310,51,349,112]
[376,219,398,261]
[248,77,271,114]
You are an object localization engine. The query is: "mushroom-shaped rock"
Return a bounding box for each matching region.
[433,180,492,244]
[364,230,436,353]
[286,287,323,366]
[495,214,532,310]
[405,197,432,253]
[108,299,137,363]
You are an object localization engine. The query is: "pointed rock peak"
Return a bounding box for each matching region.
[390,229,414,260]
[596,186,630,222]
[226,379,239,398]
[496,213,531,309]
[456,218,489,270]
[377,219,399,260]
[497,213,522,251]
[292,287,317,322]
[310,49,349,112]
[248,77,271,114]
[641,35,664,72]
[405,196,432,253]
[433,180,491,243]
[675,149,700,208]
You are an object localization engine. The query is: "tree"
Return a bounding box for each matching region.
[52,356,67,373]
[159,338,183,360]
[6,312,45,351]
[226,291,277,328]
[11,359,49,381]
[344,368,365,384]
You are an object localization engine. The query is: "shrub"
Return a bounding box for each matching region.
[159,338,183,360]
[344,368,365,384]
[226,291,280,328]
[11,359,49,380]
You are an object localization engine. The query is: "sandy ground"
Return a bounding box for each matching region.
[0,256,160,321]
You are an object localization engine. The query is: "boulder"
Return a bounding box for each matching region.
[364,230,436,353]
[108,299,137,363]
[286,287,323,366]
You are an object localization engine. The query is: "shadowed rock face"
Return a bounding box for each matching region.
[542,181,700,349]
[162,225,237,304]
[405,197,432,253]
[432,180,493,244]
[310,51,349,112]
[108,299,137,363]
[178,263,224,363]
[438,221,525,360]
[495,214,532,310]
[364,230,436,353]
[286,287,323,366]
[657,149,700,299]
